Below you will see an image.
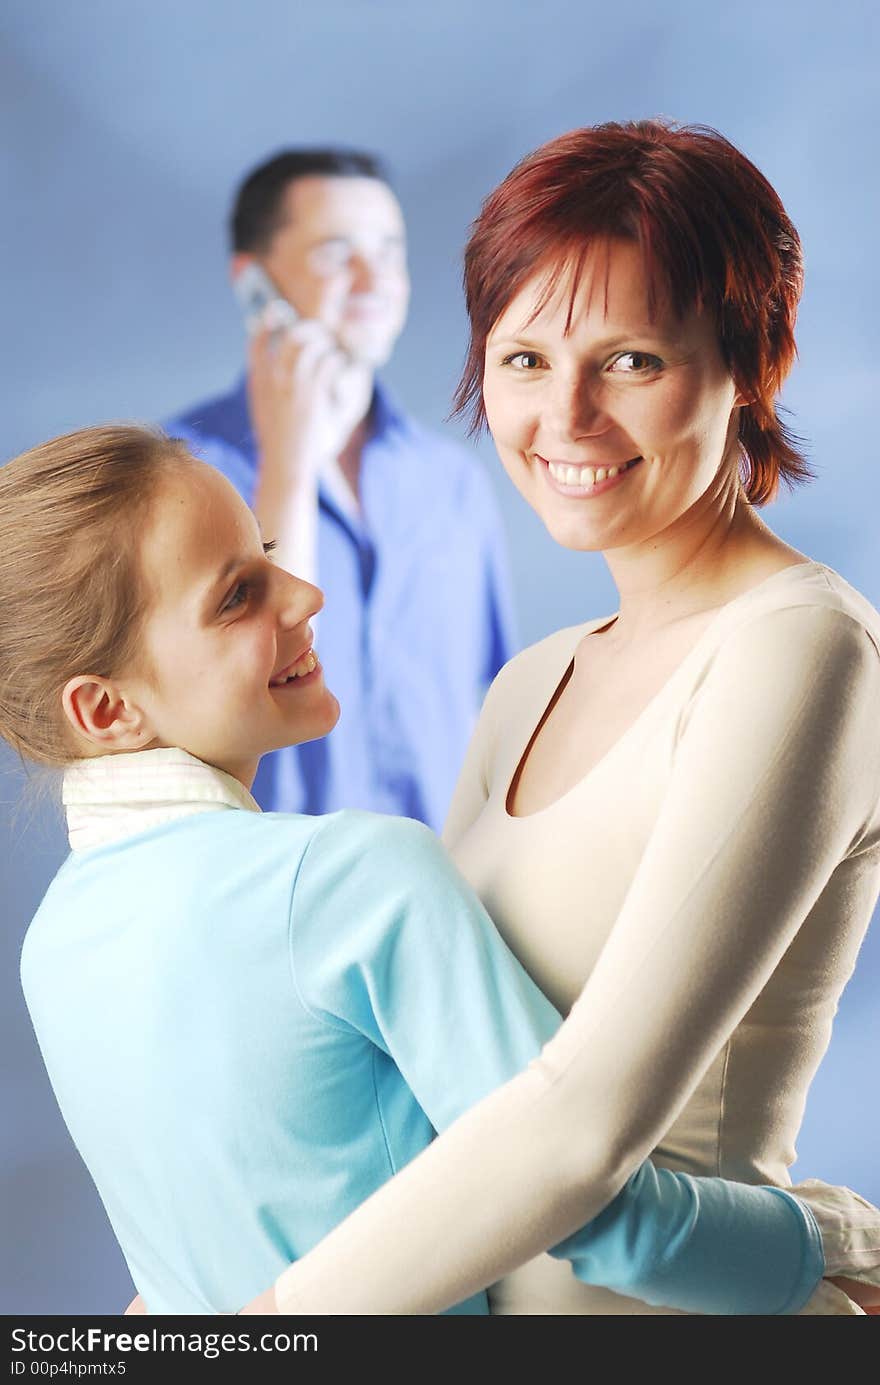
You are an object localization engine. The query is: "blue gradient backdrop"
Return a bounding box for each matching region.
[1,0,877,1313]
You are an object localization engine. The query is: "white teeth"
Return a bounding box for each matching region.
[547,458,634,488]
[272,649,318,686]
[290,650,317,678]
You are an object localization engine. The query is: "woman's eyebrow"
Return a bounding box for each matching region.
[488,327,673,349]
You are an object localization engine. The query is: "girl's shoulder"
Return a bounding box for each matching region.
[288,809,447,891]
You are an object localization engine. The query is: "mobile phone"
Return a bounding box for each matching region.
[233,262,299,337]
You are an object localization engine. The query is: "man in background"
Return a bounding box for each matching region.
[165,148,516,828]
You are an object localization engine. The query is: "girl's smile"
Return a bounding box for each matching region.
[269,647,322,688]
[269,640,319,685]
[115,460,340,788]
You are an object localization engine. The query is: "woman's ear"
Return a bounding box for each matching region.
[61,676,154,753]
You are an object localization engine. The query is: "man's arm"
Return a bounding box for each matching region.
[247,316,368,582]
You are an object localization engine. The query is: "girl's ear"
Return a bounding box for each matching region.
[61,676,155,753]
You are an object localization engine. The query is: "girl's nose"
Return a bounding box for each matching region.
[277,571,324,629]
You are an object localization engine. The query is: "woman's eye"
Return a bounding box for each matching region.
[502,351,544,371]
[607,351,662,374]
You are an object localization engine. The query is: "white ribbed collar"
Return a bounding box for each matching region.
[62,747,261,852]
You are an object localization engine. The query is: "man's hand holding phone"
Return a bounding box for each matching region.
[236,262,370,477]
[235,262,373,583]
[247,312,357,477]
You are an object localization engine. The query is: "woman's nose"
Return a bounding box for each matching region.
[546,374,610,443]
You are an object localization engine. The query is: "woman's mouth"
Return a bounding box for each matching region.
[539,454,643,496]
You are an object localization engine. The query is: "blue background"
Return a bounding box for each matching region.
[2,0,877,1313]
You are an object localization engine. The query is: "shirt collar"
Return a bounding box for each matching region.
[63,747,261,853]
[368,378,408,441]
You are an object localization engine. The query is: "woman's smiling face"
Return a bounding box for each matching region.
[482,238,743,554]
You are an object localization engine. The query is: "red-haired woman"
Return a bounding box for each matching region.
[244,120,880,1315]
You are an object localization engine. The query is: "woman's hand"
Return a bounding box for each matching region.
[828,1275,880,1313]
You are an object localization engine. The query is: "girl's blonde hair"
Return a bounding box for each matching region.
[0,424,192,767]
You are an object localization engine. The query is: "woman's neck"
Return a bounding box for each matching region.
[601,486,805,646]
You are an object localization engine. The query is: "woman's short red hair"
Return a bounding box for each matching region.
[455,119,808,505]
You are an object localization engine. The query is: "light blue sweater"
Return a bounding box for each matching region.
[21,808,822,1314]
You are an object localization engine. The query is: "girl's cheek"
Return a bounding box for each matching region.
[255,622,278,665]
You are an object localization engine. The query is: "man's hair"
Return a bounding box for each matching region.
[455,119,808,506]
[230,148,391,255]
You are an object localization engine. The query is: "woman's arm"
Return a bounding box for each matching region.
[286,803,825,1315]
[829,1277,880,1310]
[259,604,880,1314]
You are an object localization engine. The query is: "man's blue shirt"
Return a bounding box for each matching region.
[165,378,516,828]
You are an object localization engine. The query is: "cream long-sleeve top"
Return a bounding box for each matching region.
[274,560,880,1314]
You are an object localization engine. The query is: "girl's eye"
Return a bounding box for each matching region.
[502,351,545,371]
[222,582,249,613]
[606,351,663,375]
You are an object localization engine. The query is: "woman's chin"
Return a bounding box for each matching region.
[542,513,609,553]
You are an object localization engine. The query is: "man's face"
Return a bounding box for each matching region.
[257,175,410,367]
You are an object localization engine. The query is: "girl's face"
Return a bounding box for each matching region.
[122,461,339,785]
[482,238,742,554]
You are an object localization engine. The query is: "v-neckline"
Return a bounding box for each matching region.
[503,560,822,823]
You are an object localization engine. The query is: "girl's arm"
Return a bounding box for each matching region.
[285,803,826,1315]
[257,604,880,1315]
